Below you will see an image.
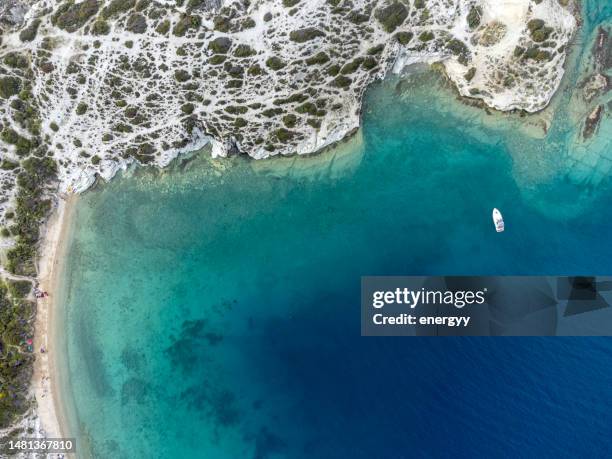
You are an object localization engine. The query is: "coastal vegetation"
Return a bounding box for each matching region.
[375,2,408,33]
[52,0,101,32]
[7,157,57,276]
[289,27,325,43]
[0,282,35,428]
[0,37,59,431]
[0,77,21,99]
[527,19,554,42]
[19,19,41,42]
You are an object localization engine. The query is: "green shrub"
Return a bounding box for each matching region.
[181,103,195,114]
[209,55,227,65]
[174,70,191,82]
[213,15,231,32]
[52,0,101,32]
[15,136,33,156]
[19,19,41,42]
[362,56,378,70]
[3,53,28,69]
[274,128,295,142]
[0,77,21,99]
[101,0,135,19]
[248,64,263,76]
[92,20,110,35]
[224,62,243,79]
[1,160,19,170]
[1,128,20,145]
[348,11,370,23]
[234,117,247,128]
[333,75,352,88]
[523,46,551,61]
[126,13,147,33]
[419,31,434,42]
[327,64,340,76]
[266,56,286,70]
[305,52,330,66]
[446,39,469,56]
[367,44,385,55]
[307,118,321,129]
[395,31,413,45]
[225,105,248,115]
[241,17,256,29]
[289,27,325,43]
[76,102,88,115]
[274,93,308,105]
[156,19,170,35]
[464,67,476,81]
[135,0,150,11]
[8,280,31,298]
[234,44,256,57]
[531,26,553,42]
[173,14,201,36]
[114,123,133,133]
[135,143,155,163]
[124,106,138,118]
[262,108,282,117]
[341,57,363,74]
[296,102,317,115]
[208,37,232,54]
[527,19,545,33]
[374,2,408,33]
[283,113,297,128]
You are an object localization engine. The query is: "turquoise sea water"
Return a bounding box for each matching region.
[58,4,612,458]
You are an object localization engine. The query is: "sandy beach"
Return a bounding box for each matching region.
[32,195,77,445]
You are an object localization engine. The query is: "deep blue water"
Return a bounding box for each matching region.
[58,3,612,458]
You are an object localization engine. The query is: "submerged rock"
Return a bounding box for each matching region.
[592,26,611,71]
[583,104,604,139]
[582,73,609,102]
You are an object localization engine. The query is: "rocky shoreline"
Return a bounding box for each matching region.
[0,0,577,195]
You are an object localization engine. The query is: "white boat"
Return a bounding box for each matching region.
[492,208,504,232]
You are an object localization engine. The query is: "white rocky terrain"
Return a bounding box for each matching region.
[0,0,576,195]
